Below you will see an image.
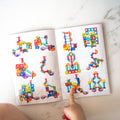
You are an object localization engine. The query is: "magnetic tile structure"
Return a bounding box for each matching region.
[63,32,77,51]
[44,78,59,98]
[82,27,99,48]
[65,74,88,95]
[63,31,81,75]
[34,35,55,51]
[19,80,40,103]
[16,58,36,79]
[12,37,32,57]
[40,56,54,76]
[87,49,104,70]
[65,52,81,74]
[88,71,106,92]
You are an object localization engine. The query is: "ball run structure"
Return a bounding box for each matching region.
[40,56,54,76]
[87,49,104,70]
[16,58,36,79]
[19,80,39,103]
[88,71,106,92]
[34,35,55,51]
[82,27,99,48]
[12,36,32,57]
[65,74,88,95]
[44,78,59,98]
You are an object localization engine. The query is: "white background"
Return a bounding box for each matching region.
[0,0,120,120]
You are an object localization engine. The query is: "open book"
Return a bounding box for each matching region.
[10,24,110,105]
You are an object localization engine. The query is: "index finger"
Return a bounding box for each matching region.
[69,86,75,105]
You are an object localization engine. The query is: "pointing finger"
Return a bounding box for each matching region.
[69,86,75,105]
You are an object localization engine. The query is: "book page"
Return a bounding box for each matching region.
[55,24,110,99]
[9,30,61,105]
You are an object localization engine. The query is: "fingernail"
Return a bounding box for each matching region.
[72,86,75,89]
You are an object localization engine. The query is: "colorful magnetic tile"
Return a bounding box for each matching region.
[40,56,54,76]
[12,37,32,57]
[88,71,106,92]
[82,27,99,48]
[65,74,88,95]
[44,78,59,98]
[87,49,104,70]
[34,35,55,51]
[65,52,81,74]
[63,32,77,51]
[19,80,40,103]
[16,58,36,79]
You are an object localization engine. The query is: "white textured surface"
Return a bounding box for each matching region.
[0,0,120,120]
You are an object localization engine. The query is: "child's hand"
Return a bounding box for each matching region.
[64,86,86,120]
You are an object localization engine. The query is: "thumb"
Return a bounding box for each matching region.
[69,86,75,105]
